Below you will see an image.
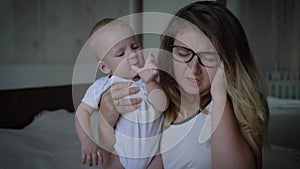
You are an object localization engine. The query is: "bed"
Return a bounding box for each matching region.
[0,84,102,169]
[0,109,101,169]
[0,85,300,169]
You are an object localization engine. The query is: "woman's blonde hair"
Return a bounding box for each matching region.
[158,1,269,148]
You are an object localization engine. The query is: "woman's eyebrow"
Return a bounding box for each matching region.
[174,45,216,54]
[196,51,217,55]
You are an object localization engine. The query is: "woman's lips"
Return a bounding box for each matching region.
[186,77,202,86]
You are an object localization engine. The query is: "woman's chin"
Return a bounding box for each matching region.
[181,84,210,96]
[181,86,201,95]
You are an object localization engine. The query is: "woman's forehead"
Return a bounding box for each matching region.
[174,27,216,52]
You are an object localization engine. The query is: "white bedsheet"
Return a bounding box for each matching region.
[0,109,101,169]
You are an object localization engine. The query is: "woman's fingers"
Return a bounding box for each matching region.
[110,82,131,93]
[115,98,142,106]
[110,83,140,100]
[210,63,226,98]
[115,98,142,113]
[116,104,140,113]
[102,82,142,114]
[114,98,142,113]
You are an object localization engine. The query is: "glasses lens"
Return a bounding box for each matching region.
[198,52,219,67]
[172,46,193,62]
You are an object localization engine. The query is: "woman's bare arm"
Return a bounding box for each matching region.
[210,66,257,169]
[211,98,257,169]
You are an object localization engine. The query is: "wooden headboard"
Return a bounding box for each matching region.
[0,84,90,129]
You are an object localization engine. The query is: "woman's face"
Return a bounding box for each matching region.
[172,27,219,97]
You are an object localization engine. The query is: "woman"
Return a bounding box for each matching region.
[98,1,269,169]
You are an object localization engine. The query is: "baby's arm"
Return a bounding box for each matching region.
[75,102,102,166]
[131,52,169,112]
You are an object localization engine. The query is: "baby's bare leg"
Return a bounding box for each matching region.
[147,155,163,169]
[101,148,124,169]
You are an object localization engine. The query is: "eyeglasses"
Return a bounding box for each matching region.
[169,45,220,68]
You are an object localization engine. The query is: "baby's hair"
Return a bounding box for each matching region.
[89,18,115,37]
[89,18,116,62]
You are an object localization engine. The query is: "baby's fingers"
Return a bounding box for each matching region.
[82,153,87,163]
[145,52,158,69]
[87,153,92,166]
[92,152,98,165]
[130,64,141,73]
[97,151,103,164]
[145,52,155,64]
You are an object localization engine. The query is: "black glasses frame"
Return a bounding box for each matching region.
[169,45,219,68]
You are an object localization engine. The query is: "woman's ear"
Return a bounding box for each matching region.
[98,61,112,74]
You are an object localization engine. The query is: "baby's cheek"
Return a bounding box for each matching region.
[116,63,137,79]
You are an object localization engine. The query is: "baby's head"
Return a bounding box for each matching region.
[90,18,144,80]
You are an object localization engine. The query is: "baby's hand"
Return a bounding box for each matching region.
[81,138,103,166]
[131,52,158,84]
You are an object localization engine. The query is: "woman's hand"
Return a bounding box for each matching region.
[209,62,227,134]
[210,63,226,99]
[98,82,142,127]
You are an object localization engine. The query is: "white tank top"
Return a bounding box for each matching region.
[161,103,212,169]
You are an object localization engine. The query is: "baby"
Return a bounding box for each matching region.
[75,18,168,169]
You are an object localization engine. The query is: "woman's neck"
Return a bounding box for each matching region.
[175,92,211,123]
[181,89,211,108]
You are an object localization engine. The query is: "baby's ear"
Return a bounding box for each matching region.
[98,61,112,74]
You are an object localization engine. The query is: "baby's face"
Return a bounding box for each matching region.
[104,36,144,79]
[91,22,144,79]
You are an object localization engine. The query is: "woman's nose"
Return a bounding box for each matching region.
[189,55,202,73]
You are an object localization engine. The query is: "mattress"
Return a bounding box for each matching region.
[0,109,101,169]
